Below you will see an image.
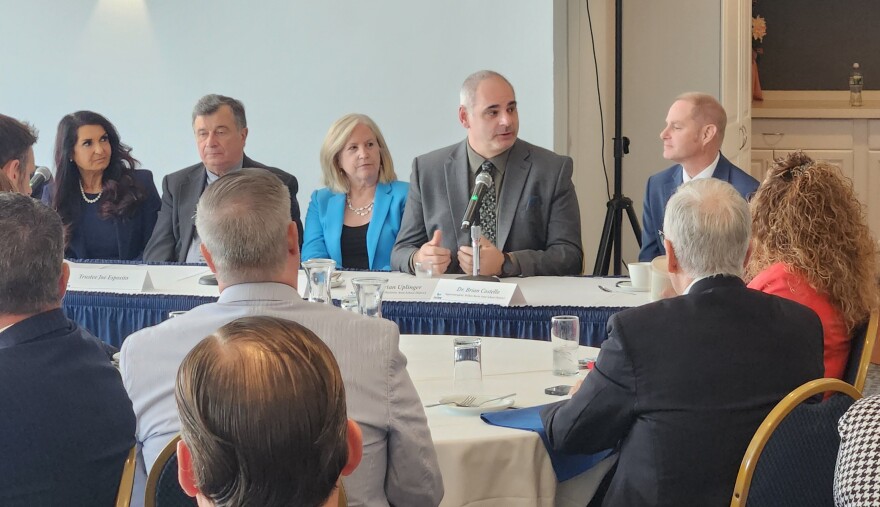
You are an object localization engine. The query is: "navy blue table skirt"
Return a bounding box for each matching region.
[62,261,625,349]
[63,290,622,349]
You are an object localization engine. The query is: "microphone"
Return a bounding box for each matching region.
[460,169,494,231]
[29,166,52,197]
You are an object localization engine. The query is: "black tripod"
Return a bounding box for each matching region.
[592,0,642,276]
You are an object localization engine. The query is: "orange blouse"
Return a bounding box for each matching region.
[748,262,849,379]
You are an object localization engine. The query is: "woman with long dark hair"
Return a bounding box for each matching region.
[41,111,160,260]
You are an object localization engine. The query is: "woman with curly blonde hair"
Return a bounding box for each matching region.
[746,151,879,379]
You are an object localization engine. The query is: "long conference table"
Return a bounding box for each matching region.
[402,334,615,506]
[62,262,649,348]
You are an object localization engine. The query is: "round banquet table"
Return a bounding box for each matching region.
[400,334,617,507]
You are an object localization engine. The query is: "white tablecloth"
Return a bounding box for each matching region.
[66,262,649,308]
[400,334,616,507]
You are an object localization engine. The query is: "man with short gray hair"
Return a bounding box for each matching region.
[0,193,135,505]
[123,169,442,507]
[144,93,302,263]
[541,178,823,505]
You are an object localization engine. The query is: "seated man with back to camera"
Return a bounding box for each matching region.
[0,193,135,506]
[144,93,303,263]
[175,316,363,507]
[542,178,823,506]
[639,92,758,261]
[391,70,583,277]
[122,169,442,507]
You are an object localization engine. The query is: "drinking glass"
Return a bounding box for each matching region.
[302,259,336,305]
[453,337,482,393]
[414,261,435,278]
[551,315,580,376]
[351,277,389,317]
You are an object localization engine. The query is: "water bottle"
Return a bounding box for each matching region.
[850,63,863,107]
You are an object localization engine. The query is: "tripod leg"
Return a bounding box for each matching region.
[592,201,616,276]
[624,201,643,248]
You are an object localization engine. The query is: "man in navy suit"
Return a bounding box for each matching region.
[639,92,758,261]
[0,193,135,506]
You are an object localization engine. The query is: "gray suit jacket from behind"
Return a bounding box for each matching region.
[391,139,583,276]
[143,155,302,262]
[120,283,443,507]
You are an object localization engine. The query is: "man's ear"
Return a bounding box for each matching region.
[665,239,680,274]
[1,158,20,183]
[59,261,70,300]
[743,241,754,271]
[177,440,201,498]
[240,126,249,144]
[200,243,217,274]
[341,419,363,476]
[702,124,718,146]
[458,105,470,129]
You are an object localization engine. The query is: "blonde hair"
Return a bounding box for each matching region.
[746,151,879,332]
[319,114,396,193]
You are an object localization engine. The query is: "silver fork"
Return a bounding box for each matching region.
[598,285,636,295]
[425,395,477,408]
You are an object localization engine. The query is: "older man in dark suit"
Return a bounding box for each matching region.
[542,178,824,506]
[391,70,583,277]
[144,94,302,263]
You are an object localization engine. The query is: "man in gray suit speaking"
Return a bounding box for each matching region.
[391,70,583,276]
[121,169,443,507]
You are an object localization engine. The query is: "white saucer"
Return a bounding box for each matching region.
[437,394,516,415]
[616,280,649,292]
[331,279,346,288]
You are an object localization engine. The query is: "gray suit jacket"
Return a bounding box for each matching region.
[120,283,443,507]
[143,155,302,262]
[391,139,583,276]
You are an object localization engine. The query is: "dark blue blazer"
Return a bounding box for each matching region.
[541,276,823,506]
[41,170,161,260]
[0,309,135,506]
[301,181,408,270]
[639,154,758,261]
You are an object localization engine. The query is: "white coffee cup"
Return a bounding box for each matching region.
[650,255,674,302]
[627,262,652,291]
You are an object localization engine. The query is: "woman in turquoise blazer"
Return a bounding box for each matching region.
[302,114,407,270]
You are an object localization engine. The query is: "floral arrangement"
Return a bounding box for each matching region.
[752,3,767,63]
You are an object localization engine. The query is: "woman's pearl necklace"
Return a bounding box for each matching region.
[346,196,374,217]
[79,180,102,204]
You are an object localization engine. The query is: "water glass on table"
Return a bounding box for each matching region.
[351,277,388,317]
[302,258,336,304]
[552,315,580,376]
[453,337,482,393]
[414,261,435,278]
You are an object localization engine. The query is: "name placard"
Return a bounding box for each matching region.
[431,279,526,306]
[67,268,154,292]
[382,279,438,302]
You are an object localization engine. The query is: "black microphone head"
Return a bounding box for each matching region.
[30,166,52,186]
[475,170,493,187]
